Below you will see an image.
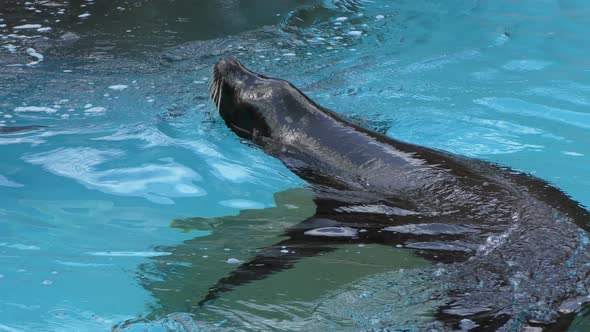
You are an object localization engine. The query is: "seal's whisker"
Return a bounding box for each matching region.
[216,79,223,113]
[210,82,217,103]
[209,67,220,105]
[214,81,221,106]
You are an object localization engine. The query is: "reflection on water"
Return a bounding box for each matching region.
[135,189,429,331]
[1,0,590,331]
[145,188,317,315]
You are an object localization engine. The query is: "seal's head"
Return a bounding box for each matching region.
[210,57,321,145]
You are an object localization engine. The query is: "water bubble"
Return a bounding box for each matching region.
[359,291,372,299]
[459,319,477,330]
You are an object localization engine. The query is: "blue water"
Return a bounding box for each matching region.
[1,0,589,331]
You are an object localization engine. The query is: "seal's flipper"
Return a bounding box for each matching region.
[199,237,336,306]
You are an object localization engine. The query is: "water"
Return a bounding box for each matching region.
[1,0,589,331]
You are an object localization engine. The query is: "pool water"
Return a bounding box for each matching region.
[1,0,589,331]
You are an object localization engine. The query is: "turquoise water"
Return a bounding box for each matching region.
[1,0,589,331]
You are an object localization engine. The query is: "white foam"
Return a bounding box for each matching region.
[0,175,23,188]
[210,162,252,182]
[220,199,264,209]
[36,27,52,32]
[175,183,201,194]
[383,223,468,235]
[226,258,241,264]
[562,151,584,157]
[26,48,44,66]
[304,227,358,238]
[503,59,550,71]
[0,243,40,250]
[6,34,29,40]
[78,13,91,18]
[13,24,42,30]
[376,15,385,20]
[336,204,418,216]
[14,106,57,113]
[335,17,348,21]
[348,30,363,36]
[3,44,17,53]
[86,251,172,257]
[55,260,113,267]
[108,84,128,91]
[84,107,106,114]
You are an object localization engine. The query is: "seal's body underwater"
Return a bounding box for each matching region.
[206,57,590,331]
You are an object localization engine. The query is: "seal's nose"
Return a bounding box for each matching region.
[215,56,242,75]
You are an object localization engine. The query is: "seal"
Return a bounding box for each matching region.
[205,57,590,331]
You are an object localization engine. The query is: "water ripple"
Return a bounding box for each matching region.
[23,148,206,204]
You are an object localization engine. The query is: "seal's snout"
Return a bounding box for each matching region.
[214,56,245,77]
[210,57,258,110]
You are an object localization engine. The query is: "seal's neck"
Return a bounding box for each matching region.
[273,106,423,189]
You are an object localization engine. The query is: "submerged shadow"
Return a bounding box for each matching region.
[140,188,316,316]
[136,188,429,330]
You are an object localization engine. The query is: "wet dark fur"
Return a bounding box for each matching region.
[203,57,590,331]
